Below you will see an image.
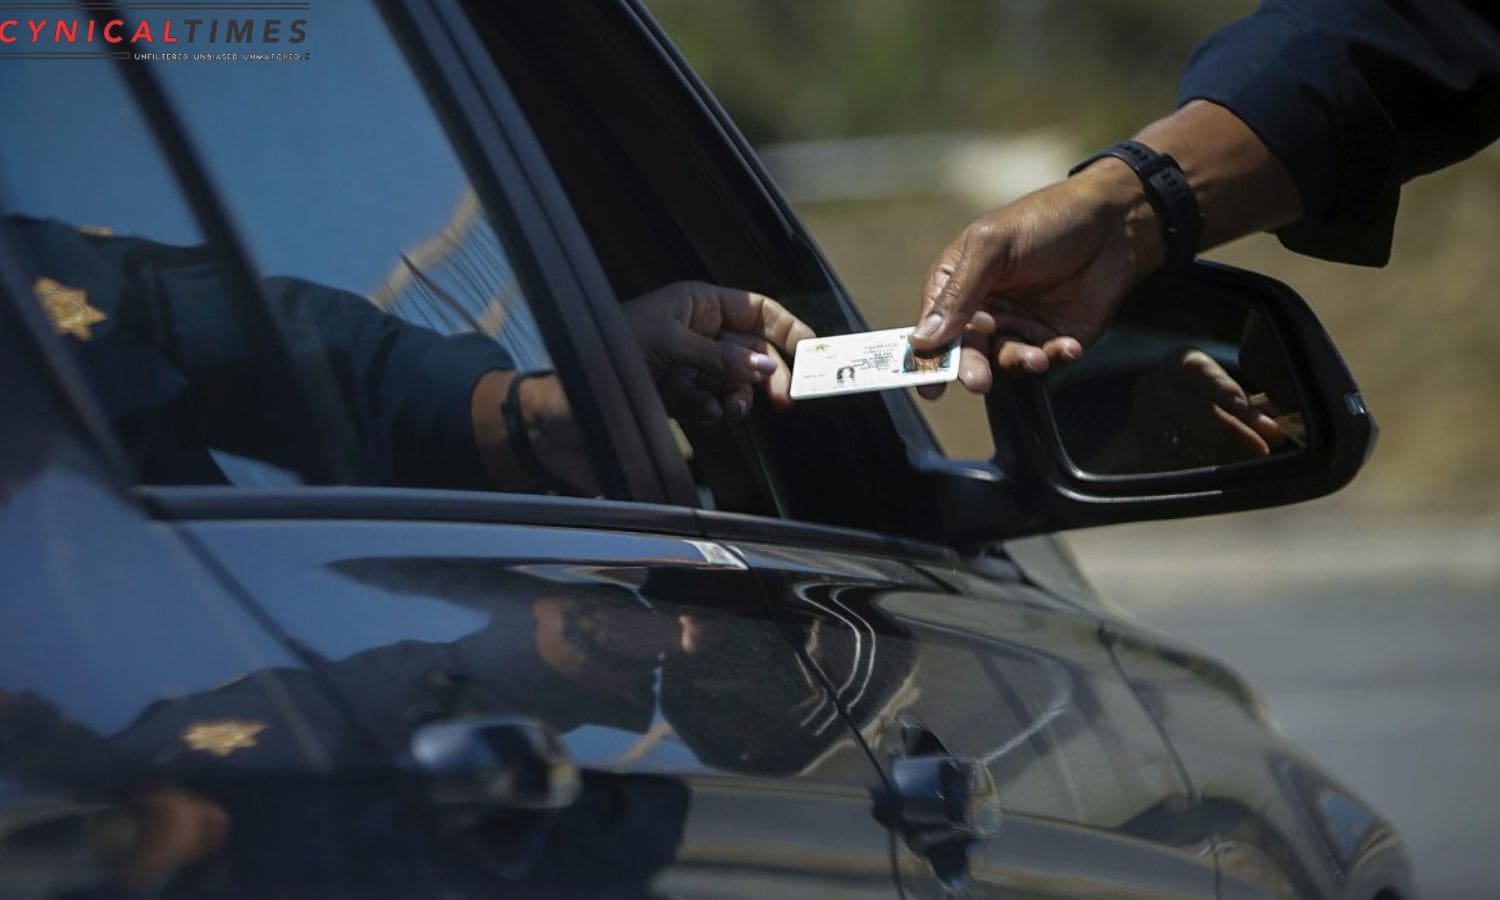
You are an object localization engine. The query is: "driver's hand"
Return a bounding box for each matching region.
[470,371,600,496]
[1114,348,1288,470]
[118,788,229,891]
[514,374,600,495]
[624,281,815,424]
[470,283,813,497]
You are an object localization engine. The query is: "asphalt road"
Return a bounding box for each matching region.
[1067,513,1500,900]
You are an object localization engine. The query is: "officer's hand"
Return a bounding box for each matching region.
[908,161,1163,397]
[624,281,814,424]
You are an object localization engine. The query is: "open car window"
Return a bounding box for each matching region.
[465,0,954,540]
[0,4,599,496]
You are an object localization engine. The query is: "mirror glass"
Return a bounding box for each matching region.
[1043,279,1307,476]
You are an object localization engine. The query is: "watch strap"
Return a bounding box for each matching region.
[1070,139,1202,273]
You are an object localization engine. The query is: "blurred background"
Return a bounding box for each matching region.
[646,1,1499,896]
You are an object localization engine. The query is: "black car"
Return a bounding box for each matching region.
[0,1,1412,897]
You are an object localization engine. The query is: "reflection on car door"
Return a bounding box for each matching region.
[175,504,900,897]
[0,290,516,897]
[712,525,1219,898]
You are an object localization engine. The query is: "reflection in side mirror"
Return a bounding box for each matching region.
[1044,288,1306,477]
[979,261,1377,537]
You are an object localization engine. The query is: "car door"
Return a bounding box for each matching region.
[166,505,901,898]
[2,0,903,895]
[0,192,521,898]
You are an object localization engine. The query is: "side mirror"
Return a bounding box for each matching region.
[983,261,1376,535]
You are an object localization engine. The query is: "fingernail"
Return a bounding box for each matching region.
[912,313,944,341]
[1229,396,1252,418]
[727,398,749,418]
[749,352,777,374]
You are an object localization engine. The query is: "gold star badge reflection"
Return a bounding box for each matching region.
[34,277,107,341]
[181,720,267,757]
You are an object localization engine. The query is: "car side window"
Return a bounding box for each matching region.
[0,7,597,496]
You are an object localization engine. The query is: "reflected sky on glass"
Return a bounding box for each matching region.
[0,2,467,297]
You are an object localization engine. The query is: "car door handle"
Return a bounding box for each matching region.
[881,754,1003,846]
[410,716,582,812]
[876,753,1003,890]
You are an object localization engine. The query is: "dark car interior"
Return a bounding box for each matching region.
[464,0,951,540]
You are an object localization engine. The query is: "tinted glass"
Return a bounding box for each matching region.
[0,57,283,485]
[0,5,596,496]
[149,3,550,369]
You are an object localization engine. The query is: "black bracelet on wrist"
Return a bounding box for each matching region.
[500,369,573,495]
[1069,139,1202,274]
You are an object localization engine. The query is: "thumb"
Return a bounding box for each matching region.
[910,230,1000,351]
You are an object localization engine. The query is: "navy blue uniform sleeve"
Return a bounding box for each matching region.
[13,219,514,488]
[100,226,511,487]
[255,276,511,489]
[1179,0,1500,265]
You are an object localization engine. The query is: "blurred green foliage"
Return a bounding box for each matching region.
[644,0,1254,145]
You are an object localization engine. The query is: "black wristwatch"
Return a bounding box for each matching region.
[1070,139,1202,274]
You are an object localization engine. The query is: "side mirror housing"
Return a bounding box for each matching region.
[966,261,1376,537]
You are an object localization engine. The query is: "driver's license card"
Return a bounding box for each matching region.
[790,327,959,399]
